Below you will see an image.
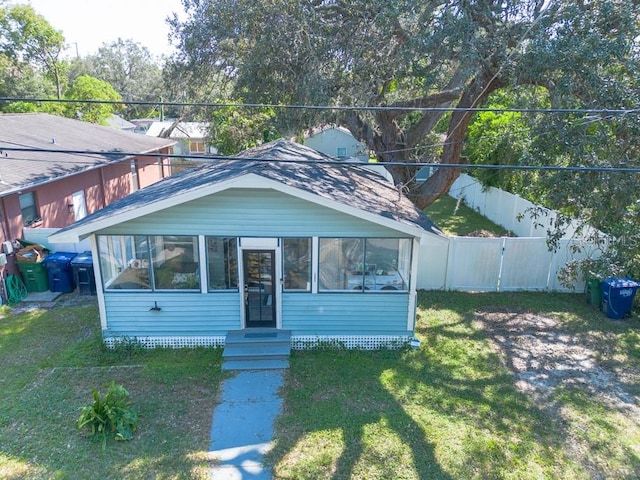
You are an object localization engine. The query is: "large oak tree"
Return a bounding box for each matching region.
[170,0,639,211]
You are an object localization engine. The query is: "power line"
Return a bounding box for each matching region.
[1,146,639,173]
[1,96,638,115]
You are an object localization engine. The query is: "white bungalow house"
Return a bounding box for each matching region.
[304,125,369,162]
[49,140,444,350]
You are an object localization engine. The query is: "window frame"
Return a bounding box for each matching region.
[97,234,201,292]
[205,236,239,292]
[19,191,39,226]
[282,237,312,292]
[318,237,412,293]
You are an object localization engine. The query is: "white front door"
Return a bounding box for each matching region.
[72,190,87,220]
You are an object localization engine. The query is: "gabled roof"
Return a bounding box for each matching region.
[50,139,442,242]
[144,121,209,139]
[0,113,175,195]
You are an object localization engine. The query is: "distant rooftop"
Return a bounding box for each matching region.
[0,113,175,195]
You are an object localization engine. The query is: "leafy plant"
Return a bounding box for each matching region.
[77,381,139,448]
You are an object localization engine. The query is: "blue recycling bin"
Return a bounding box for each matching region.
[43,252,78,293]
[600,277,639,320]
[71,251,97,295]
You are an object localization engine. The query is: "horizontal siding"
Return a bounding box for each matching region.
[102,291,410,337]
[282,293,411,335]
[104,292,241,336]
[100,189,405,238]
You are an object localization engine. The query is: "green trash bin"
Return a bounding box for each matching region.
[17,261,49,292]
[585,278,602,308]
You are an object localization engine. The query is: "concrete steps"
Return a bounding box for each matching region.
[222,329,292,370]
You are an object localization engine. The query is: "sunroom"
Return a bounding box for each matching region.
[49,140,443,348]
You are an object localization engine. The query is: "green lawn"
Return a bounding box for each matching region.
[424,194,512,236]
[269,291,640,479]
[0,299,224,479]
[1,292,639,479]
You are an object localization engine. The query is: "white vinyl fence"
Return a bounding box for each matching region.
[417,235,589,292]
[416,174,594,292]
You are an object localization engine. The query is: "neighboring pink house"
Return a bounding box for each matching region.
[0,113,175,247]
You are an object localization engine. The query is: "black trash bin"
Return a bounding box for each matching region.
[600,277,639,320]
[71,251,97,295]
[43,252,78,293]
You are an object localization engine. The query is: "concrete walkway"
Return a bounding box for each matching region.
[209,370,284,479]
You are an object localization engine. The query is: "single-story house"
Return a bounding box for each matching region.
[0,113,175,247]
[138,120,216,156]
[50,140,444,349]
[304,124,369,162]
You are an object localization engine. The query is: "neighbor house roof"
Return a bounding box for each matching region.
[144,121,209,139]
[50,139,443,242]
[0,113,175,196]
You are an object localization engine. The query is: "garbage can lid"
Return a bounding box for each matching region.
[601,277,640,289]
[43,251,78,266]
[70,251,93,266]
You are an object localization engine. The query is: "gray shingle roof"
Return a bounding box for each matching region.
[54,139,442,238]
[0,113,175,195]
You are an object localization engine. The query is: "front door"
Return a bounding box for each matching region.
[243,250,276,328]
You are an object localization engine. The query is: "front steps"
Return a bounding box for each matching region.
[222,328,292,370]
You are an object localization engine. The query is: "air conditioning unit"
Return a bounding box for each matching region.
[2,241,13,255]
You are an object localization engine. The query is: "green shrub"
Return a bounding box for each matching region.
[77,381,139,448]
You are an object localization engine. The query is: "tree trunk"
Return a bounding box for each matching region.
[410,73,504,209]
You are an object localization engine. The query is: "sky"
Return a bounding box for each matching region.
[22,0,185,58]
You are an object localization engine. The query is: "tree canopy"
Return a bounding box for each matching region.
[0,4,65,98]
[171,0,639,210]
[63,74,122,125]
[71,39,164,119]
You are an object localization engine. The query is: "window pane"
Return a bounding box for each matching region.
[283,238,311,291]
[364,238,411,291]
[319,238,363,291]
[207,237,238,290]
[151,235,200,290]
[98,235,151,290]
[19,192,38,225]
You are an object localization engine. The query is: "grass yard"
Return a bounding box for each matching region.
[269,291,640,479]
[1,292,639,479]
[424,194,512,236]
[0,298,225,479]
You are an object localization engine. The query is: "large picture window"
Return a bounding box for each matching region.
[98,235,200,291]
[283,238,311,291]
[151,236,199,290]
[318,238,411,292]
[206,237,238,290]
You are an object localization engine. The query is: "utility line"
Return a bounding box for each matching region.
[0,146,639,173]
[0,96,638,115]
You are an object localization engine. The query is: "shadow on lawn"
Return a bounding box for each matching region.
[268,294,580,479]
[269,348,453,479]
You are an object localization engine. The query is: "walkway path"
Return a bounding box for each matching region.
[209,370,284,479]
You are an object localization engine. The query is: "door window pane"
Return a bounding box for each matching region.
[283,238,311,291]
[150,236,200,290]
[207,237,238,290]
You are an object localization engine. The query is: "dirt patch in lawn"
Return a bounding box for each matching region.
[474,309,640,424]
